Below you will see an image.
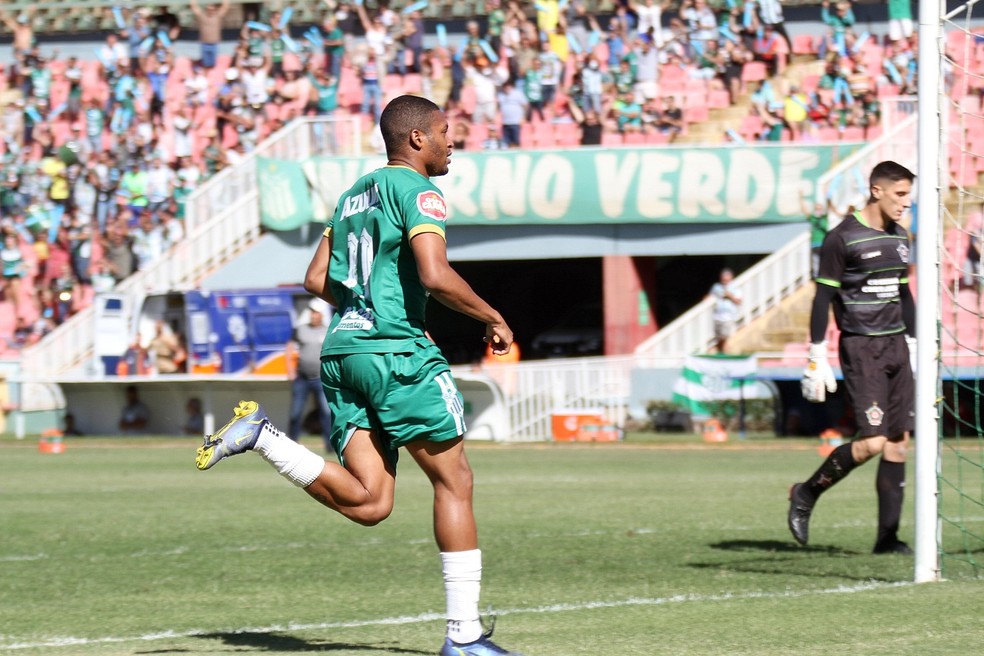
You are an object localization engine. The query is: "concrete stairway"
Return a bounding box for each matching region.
[727,282,816,354]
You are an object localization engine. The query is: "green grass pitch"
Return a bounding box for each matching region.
[1,436,981,655]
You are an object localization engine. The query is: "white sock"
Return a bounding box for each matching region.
[253,422,325,488]
[442,549,483,644]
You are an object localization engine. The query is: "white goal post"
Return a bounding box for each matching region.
[915,0,943,584]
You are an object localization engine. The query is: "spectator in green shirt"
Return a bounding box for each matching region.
[120,161,148,226]
[322,15,345,82]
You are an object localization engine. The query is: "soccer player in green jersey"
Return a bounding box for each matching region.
[196,95,521,656]
[791,160,916,555]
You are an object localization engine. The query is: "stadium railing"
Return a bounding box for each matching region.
[474,354,635,441]
[632,109,919,364]
[631,233,812,363]
[816,110,917,218]
[17,116,355,379]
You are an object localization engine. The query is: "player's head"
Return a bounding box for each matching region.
[868,160,914,223]
[380,95,451,177]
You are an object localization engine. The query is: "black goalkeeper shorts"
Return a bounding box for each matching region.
[839,332,915,439]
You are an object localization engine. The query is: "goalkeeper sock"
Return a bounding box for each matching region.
[804,443,857,501]
[875,459,906,544]
[442,549,483,645]
[254,422,325,488]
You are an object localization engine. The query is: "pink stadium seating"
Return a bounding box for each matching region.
[706,89,731,109]
[554,121,579,146]
[741,61,768,84]
[601,132,623,146]
[684,105,709,124]
[792,34,815,56]
[840,126,865,141]
[739,114,763,140]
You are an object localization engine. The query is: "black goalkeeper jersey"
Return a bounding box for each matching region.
[816,211,911,337]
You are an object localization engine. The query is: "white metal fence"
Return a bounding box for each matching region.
[631,233,812,363]
[633,112,919,365]
[17,117,358,378]
[474,355,637,441]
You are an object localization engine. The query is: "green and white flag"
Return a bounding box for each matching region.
[672,355,759,417]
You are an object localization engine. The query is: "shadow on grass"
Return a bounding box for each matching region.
[192,632,432,654]
[686,539,901,583]
[709,539,861,556]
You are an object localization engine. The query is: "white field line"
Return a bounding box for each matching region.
[4,515,984,563]
[0,580,913,651]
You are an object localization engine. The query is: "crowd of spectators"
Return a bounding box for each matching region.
[0,0,925,354]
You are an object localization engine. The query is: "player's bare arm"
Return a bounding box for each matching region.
[302,230,338,307]
[410,231,513,354]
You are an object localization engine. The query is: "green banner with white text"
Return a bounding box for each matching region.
[257,144,859,228]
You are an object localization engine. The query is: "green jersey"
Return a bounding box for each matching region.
[322,165,449,356]
[487,8,505,37]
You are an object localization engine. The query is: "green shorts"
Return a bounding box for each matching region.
[319,340,466,467]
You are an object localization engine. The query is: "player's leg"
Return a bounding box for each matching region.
[873,433,910,554]
[196,399,397,524]
[406,438,480,645]
[788,334,883,545]
[382,343,520,655]
[408,438,521,656]
[406,437,476,551]
[872,334,915,553]
[303,427,396,526]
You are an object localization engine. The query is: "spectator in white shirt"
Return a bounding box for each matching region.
[131,211,165,271]
[145,156,174,218]
[631,0,671,46]
[98,33,130,77]
[466,65,503,126]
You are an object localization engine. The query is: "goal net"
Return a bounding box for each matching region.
[930,0,984,580]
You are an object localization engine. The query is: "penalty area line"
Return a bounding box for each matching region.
[0,580,912,651]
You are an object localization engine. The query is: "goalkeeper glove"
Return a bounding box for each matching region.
[801,341,837,403]
[905,335,917,374]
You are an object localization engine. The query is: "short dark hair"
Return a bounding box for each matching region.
[870,161,915,188]
[380,95,441,157]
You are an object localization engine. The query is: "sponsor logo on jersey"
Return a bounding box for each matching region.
[416,190,447,221]
[340,184,380,219]
[861,276,900,297]
[861,250,881,260]
[864,402,884,427]
[333,308,376,331]
[896,243,909,264]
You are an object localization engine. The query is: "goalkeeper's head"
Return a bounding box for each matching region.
[868,160,915,224]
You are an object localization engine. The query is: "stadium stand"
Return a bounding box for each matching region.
[0,0,980,358]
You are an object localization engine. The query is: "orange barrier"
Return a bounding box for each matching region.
[818,428,845,456]
[702,418,729,443]
[38,429,65,454]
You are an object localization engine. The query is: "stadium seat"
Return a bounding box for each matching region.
[741,62,768,84]
[684,105,709,123]
[554,122,579,146]
[623,131,646,145]
[601,132,623,146]
[645,130,670,145]
[706,89,730,109]
[739,114,764,140]
[792,34,815,56]
[520,122,534,148]
[683,89,706,107]
[800,74,821,94]
[840,126,865,141]
[877,83,900,98]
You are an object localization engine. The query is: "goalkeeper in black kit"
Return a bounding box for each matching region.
[789,161,917,555]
